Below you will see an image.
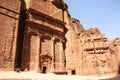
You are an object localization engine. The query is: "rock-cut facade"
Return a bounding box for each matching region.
[0,0,120,75]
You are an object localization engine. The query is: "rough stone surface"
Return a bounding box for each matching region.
[65,17,119,75]
[0,0,120,76]
[0,0,21,71]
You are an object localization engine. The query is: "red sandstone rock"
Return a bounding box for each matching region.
[0,0,21,71]
[87,28,101,35]
[0,0,120,76]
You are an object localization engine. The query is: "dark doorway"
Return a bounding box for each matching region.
[71,70,76,75]
[118,64,120,74]
[42,66,47,74]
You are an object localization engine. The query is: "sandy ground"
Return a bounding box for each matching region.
[0,71,119,80]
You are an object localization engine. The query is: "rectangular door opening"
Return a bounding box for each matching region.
[71,70,76,75]
[42,66,47,74]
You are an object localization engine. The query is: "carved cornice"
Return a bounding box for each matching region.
[0,0,20,19]
[0,6,20,19]
[26,21,65,38]
[0,0,21,13]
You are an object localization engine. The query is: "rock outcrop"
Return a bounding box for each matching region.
[65,16,119,75]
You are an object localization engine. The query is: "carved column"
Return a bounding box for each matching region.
[50,37,55,72]
[59,39,65,71]
[35,35,41,72]
[30,34,41,72]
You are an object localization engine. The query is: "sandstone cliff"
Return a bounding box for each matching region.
[65,15,119,75]
[0,0,120,76]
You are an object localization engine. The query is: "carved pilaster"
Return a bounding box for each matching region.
[30,34,41,72]
[35,34,42,72]
[50,37,55,72]
[59,39,65,71]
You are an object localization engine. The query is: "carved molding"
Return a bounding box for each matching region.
[27,12,65,32]
[0,6,19,19]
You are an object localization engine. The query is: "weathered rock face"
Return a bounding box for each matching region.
[65,18,84,74]
[78,33,118,75]
[0,0,21,71]
[87,28,101,35]
[0,0,120,76]
[65,17,119,75]
[109,38,120,73]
